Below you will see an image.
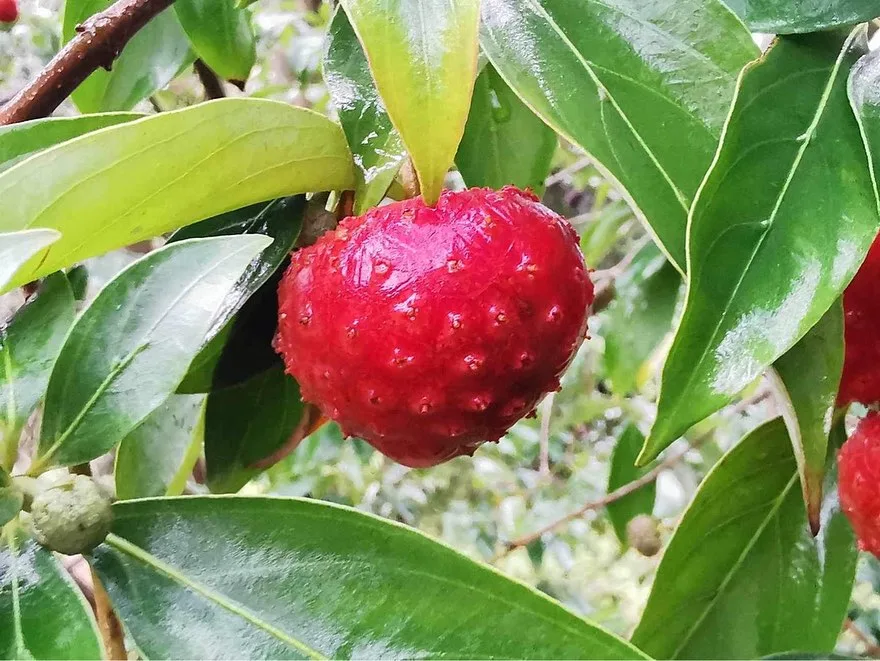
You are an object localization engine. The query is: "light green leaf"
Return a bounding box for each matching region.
[116,394,206,500]
[0,230,60,297]
[724,0,880,33]
[33,235,271,471]
[632,418,857,659]
[92,496,646,659]
[175,0,256,82]
[324,6,406,214]
[0,470,22,527]
[456,62,556,192]
[644,31,878,462]
[339,0,481,204]
[64,0,192,112]
[0,99,354,291]
[606,425,656,545]
[0,113,141,173]
[480,0,758,272]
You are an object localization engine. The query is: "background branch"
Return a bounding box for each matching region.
[194,59,226,100]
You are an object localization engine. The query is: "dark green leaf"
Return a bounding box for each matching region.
[206,367,305,493]
[724,0,879,33]
[324,7,406,214]
[606,425,656,545]
[64,0,192,112]
[456,63,556,192]
[1,528,101,659]
[33,235,271,471]
[644,31,878,462]
[0,113,141,173]
[116,394,206,500]
[0,470,21,527]
[93,496,646,659]
[601,243,680,395]
[632,418,857,659]
[480,0,758,272]
[770,300,844,533]
[0,231,61,294]
[175,0,256,82]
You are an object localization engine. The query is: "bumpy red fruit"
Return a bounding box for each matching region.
[839,234,880,407]
[0,0,18,23]
[276,187,593,467]
[839,413,880,556]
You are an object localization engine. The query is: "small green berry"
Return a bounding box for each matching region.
[31,475,113,555]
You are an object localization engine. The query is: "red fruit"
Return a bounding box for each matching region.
[839,234,880,407]
[276,187,593,467]
[838,412,880,556]
[0,0,17,23]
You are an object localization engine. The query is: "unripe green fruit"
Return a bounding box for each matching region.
[626,514,662,557]
[31,475,113,555]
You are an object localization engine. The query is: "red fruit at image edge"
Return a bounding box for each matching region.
[276,186,594,467]
[839,413,880,557]
[838,233,880,407]
[0,0,18,23]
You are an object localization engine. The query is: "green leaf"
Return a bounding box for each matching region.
[115,394,206,500]
[0,230,61,294]
[175,0,256,82]
[480,0,757,273]
[769,300,844,534]
[644,31,879,462]
[601,243,680,395]
[0,274,76,468]
[206,367,305,493]
[0,113,141,173]
[33,235,271,471]
[579,202,631,266]
[324,7,406,214]
[339,0,480,204]
[631,418,857,659]
[1,528,102,659]
[606,425,656,545]
[0,470,22,527]
[64,0,192,112]
[0,99,353,291]
[92,496,646,659]
[455,63,556,192]
[723,0,880,33]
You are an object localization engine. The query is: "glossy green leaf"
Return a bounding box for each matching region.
[64,0,192,112]
[0,230,61,295]
[632,418,857,659]
[339,0,480,204]
[1,528,101,659]
[644,31,879,462]
[206,367,305,493]
[456,63,556,192]
[480,0,758,272]
[601,243,680,395]
[175,0,256,82]
[0,113,141,173]
[116,394,206,500]
[325,7,406,214]
[33,235,271,471]
[606,425,655,545]
[0,274,75,467]
[93,496,645,659]
[723,0,880,33]
[0,470,22,527]
[0,99,353,290]
[769,301,844,534]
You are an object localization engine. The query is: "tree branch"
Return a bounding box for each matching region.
[194,59,226,100]
[0,0,175,125]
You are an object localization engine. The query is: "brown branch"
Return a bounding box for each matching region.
[0,0,175,125]
[194,59,226,100]
[845,618,880,658]
[89,565,127,660]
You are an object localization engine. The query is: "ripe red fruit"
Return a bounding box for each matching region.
[838,412,880,556]
[276,187,593,467]
[0,0,18,23]
[839,234,880,407]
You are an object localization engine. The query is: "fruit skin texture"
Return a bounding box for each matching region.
[31,475,113,556]
[276,186,593,467]
[0,0,17,23]
[838,412,880,557]
[839,233,880,407]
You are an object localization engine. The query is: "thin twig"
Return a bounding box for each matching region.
[545,156,591,187]
[89,565,127,660]
[0,0,175,124]
[538,393,554,476]
[845,618,880,658]
[193,59,226,100]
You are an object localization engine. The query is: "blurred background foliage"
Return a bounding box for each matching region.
[3,0,879,654]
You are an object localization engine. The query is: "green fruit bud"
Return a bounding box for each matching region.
[626,514,662,557]
[31,475,113,555]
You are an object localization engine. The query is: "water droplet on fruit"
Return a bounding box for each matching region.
[464,354,484,371]
[518,351,535,368]
[546,305,562,323]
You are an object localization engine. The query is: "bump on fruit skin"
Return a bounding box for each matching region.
[626,514,662,557]
[838,412,880,557]
[31,475,113,556]
[276,186,594,467]
[839,234,880,407]
[0,0,18,23]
